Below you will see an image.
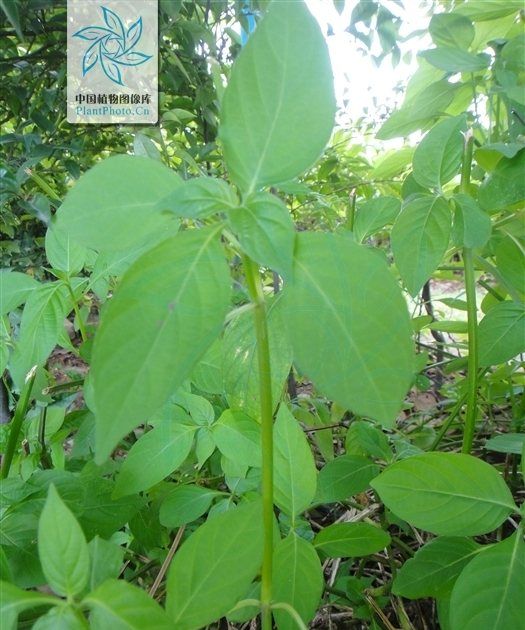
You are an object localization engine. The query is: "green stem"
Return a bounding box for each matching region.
[460,132,478,454]
[242,255,274,630]
[66,281,88,343]
[1,366,37,479]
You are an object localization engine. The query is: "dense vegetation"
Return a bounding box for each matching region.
[1,1,524,629]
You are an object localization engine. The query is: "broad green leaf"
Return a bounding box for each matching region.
[354,196,401,242]
[9,282,70,387]
[228,193,295,278]
[315,455,379,504]
[429,13,475,49]
[314,522,390,558]
[371,453,516,535]
[452,194,491,248]
[449,533,525,630]
[45,225,88,275]
[84,579,172,630]
[38,485,90,597]
[219,1,335,193]
[485,433,525,455]
[223,296,292,419]
[273,535,323,630]
[166,501,264,630]
[0,271,39,315]
[157,176,238,219]
[283,232,413,425]
[92,227,230,463]
[376,80,459,140]
[392,195,451,296]
[88,536,124,591]
[160,485,221,528]
[419,48,490,72]
[0,581,57,630]
[191,339,223,395]
[393,537,482,598]
[56,156,181,251]
[345,421,393,461]
[495,236,525,296]
[113,418,195,498]
[475,142,524,171]
[32,605,88,629]
[478,150,525,211]
[372,148,415,180]
[274,406,317,517]
[455,1,524,22]
[213,410,261,468]
[412,116,466,190]
[478,301,525,366]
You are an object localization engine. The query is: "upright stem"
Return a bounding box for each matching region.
[242,255,274,630]
[1,366,37,479]
[460,132,478,454]
[66,281,88,343]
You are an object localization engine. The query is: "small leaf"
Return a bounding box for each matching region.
[419,48,490,72]
[113,418,195,497]
[0,581,57,630]
[393,537,482,598]
[274,406,317,517]
[213,410,262,468]
[157,176,237,219]
[228,193,295,279]
[160,485,221,528]
[102,6,124,37]
[314,522,390,558]
[100,55,123,85]
[392,195,451,296]
[84,579,172,629]
[74,26,112,41]
[32,605,88,629]
[115,51,152,66]
[45,225,88,275]
[273,535,324,630]
[354,196,401,242]
[0,271,39,315]
[371,452,516,536]
[38,485,90,597]
[429,13,475,49]
[88,536,124,591]
[449,534,525,630]
[478,150,525,211]
[478,301,525,366]
[452,194,491,249]
[485,433,525,455]
[166,501,264,630]
[126,17,142,49]
[315,455,379,504]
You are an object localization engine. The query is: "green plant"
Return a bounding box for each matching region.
[1,1,524,629]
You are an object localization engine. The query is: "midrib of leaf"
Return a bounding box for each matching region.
[382,484,515,511]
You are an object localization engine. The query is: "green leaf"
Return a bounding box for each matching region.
[166,501,264,630]
[228,193,295,278]
[452,194,491,248]
[495,236,525,296]
[478,302,525,366]
[56,156,181,251]
[223,296,292,419]
[32,605,88,629]
[274,406,317,517]
[9,282,70,387]
[478,150,525,211]
[315,455,379,504]
[283,232,413,425]
[429,321,469,334]
[157,176,238,219]
[475,142,524,171]
[314,522,391,558]
[412,116,466,190]
[392,195,451,296]
[393,537,482,598]
[0,271,39,315]
[84,579,173,629]
[213,410,262,468]
[38,485,90,597]
[133,133,161,161]
[0,581,57,630]
[485,433,525,455]
[273,535,324,630]
[191,339,223,395]
[160,485,221,528]
[113,418,195,498]
[219,1,335,193]
[0,0,24,40]
[345,421,393,461]
[419,48,490,72]
[449,533,525,630]
[45,225,88,275]
[429,13,475,49]
[455,1,524,22]
[354,196,401,242]
[92,227,230,463]
[371,452,516,536]
[373,148,415,180]
[377,80,459,140]
[88,536,124,591]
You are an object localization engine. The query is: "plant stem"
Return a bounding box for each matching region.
[460,131,478,454]
[1,366,37,479]
[66,281,88,343]
[242,254,274,630]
